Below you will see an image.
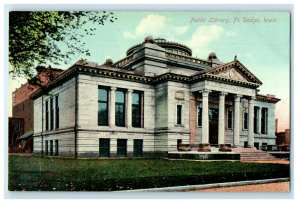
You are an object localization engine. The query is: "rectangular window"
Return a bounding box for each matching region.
[261,108,268,134]
[15,120,20,132]
[254,107,259,134]
[55,140,59,156]
[227,110,233,129]
[50,140,53,156]
[45,140,48,155]
[132,92,142,128]
[197,107,202,127]
[98,87,109,126]
[117,139,127,157]
[99,138,110,157]
[177,105,182,125]
[45,100,49,131]
[133,139,143,157]
[177,139,182,150]
[115,90,125,127]
[243,112,248,130]
[50,98,54,130]
[55,95,59,129]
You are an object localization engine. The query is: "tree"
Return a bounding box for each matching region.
[9,11,117,79]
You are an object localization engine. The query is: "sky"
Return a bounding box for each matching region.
[8,11,290,131]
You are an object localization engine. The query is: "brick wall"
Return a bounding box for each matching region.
[12,67,63,134]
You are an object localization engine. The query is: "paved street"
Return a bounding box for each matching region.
[190,181,289,192]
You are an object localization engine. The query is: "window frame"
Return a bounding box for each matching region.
[176,104,182,125]
[227,109,233,129]
[243,111,248,130]
[261,107,268,134]
[98,86,109,126]
[50,97,54,130]
[132,91,143,128]
[55,95,59,129]
[45,100,49,131]
[115,89,126,127]
[197,105,202,127]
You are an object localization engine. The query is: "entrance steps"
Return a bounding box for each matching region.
[231,147,279,161]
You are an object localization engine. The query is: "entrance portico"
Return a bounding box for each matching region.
[191,82,257,151]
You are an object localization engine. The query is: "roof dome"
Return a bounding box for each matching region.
[208,52,217,60]
[126,37,192,56]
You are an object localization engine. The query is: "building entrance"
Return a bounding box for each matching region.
[209,108,219,145]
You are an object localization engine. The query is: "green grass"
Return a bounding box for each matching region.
[8,155,290,191]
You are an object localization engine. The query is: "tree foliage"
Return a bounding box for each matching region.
[9,11,117,79]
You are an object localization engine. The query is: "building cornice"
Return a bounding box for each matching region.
[31,60,268,99]
[255,94,281,103]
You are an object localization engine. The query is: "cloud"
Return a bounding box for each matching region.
[123,31,136,39]
[226,31,237,37]
[135,14,168,37]
[172,26,188,35]
[123,14,188,40]
[183,25,225,57]
[123,15,235,59]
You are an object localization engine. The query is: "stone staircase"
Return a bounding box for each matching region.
[231,147,279,161]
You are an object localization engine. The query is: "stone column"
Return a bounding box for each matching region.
[189,93,197,144]
[233,94,242,147]
[126,89,133,128]
[109,87,116,127]
[257,107,261,135]
[201,89,210,144]
[247,97,255,147]
[218,92,227,145]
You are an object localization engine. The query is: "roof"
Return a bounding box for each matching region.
[17,131,33,140]
[256,94,281,103]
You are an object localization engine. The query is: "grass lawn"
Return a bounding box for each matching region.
[8,155,290,191]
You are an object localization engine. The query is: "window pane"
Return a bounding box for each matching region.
[228,110,233,128]
[244,112,248,129]
[55,95,59,129]
[177,105,182,125]
[99,138,110,157]
[117,139,127,157]
[98,88,107,101]
[116,91,125,103]
[132,93,140,105]
[133,139,143,157]
[115,103,125,126]
[132,92,141,128]
[132,105,141,127]
[98,102,108,125]
[198,107,202,127]
[46,101,49,130]
[50,98,54,130]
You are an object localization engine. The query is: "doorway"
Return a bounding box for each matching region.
[209,108,219,145]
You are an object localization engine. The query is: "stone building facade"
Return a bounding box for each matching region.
[32,37,280,158]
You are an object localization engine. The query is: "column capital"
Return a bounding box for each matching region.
[234,94,242,101]
[110,87,117,91]
[127,89,133,93]
[219,91,228,97]
[248,96,255,104]
[199,89,210,97]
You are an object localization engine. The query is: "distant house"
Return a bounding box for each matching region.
[276,129,290,151]
[9,66,63,152]
[31,37,280,158]
[8,117,24,152]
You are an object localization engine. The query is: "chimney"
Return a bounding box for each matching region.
[35,65,46,74]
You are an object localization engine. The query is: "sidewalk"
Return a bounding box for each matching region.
[241,160,289,164]
[191,181,289,192]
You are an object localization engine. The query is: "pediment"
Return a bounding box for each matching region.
[214,67,249,82]
[206,61,262,85]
